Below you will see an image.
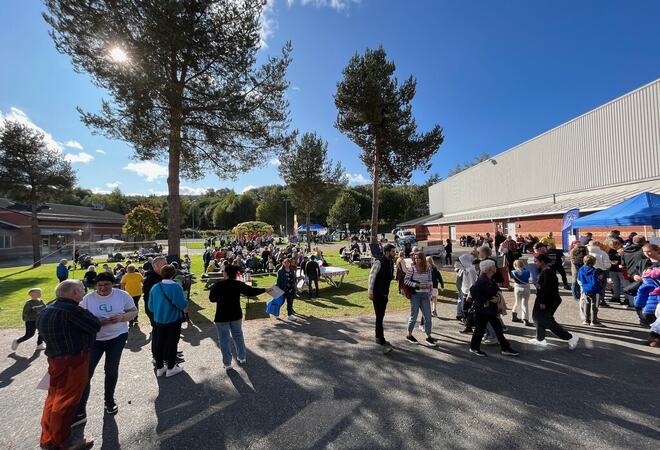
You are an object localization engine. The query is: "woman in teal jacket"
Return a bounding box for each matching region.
[148,264,189,377]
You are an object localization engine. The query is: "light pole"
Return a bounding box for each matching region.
[72,229,83,278]
[284,197,289,240]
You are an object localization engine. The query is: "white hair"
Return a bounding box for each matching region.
[479,259,496,272]
[55,280,83,298]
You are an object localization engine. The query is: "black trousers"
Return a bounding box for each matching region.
[153,321,182,370]
[308,277,319,297]
[470,314,511,351]
[373,295,388,343]
[534,307,572,341]
[445,253,452,265]
[285,292,295,316]
[17,320,43,345]
[556,264,569,286]
[131,296,141,320]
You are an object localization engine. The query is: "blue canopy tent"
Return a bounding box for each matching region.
[571,192,660,229]
[297,223,328,233]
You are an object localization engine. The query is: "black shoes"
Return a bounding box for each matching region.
[71,412,87,428]
[406,335,418,344]
[105,401,118,415]
[501,349,520,357]
[460,327,473,334]
[469,348,487,357]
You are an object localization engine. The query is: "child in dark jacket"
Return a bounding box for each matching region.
[577,255,602,326]
[11,288,47,351]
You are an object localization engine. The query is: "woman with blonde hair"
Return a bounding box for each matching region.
[404,251,437,347]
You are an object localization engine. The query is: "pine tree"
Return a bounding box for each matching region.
[335,46,444,243]
[278,132,346,250]
[43,0,293,256]
[0,122,76,266]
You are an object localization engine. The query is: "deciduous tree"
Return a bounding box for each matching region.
[327,191,360,231]
[123,205,162,240]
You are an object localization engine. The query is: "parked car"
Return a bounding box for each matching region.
[395,230,416,241]
[391,227,402,236]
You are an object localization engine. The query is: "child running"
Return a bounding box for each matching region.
[11,288,47,351]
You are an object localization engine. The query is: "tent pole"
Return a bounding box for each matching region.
[643,225,648,237]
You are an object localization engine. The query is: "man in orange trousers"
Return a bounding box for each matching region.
[37,280,101,450]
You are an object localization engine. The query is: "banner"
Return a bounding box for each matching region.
[561,209,580,250]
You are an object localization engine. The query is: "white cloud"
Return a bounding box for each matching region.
[346,172,369,185]
[180,186,210,195]
[287,0,359,11]
[96,149,106,154]
[259,0,277,48]
[64,152,94,164]
[148,189,169,196]
[269,158,281,166]
[123,161,168,182]
[0,107,62,153]
[106,181,121,189]
[241,185,257,194]
[291,86,301,91]
[65,140,83,150]
[91,187,110,194]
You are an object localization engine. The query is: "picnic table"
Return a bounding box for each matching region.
[320,266,349,287]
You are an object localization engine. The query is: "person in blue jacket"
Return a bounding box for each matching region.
[577,255,602,326]
[276,258,297,320]
[56,259,69,282]
[148,264,189,378]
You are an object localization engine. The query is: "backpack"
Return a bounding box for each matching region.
[572,246,588,266]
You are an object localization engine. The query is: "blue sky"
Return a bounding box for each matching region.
[1,0,659,196]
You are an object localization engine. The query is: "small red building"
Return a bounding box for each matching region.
[0,198,125,261]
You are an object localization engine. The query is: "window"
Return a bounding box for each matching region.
[0,234,11,249]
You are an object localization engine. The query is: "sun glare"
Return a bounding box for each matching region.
[109,47,128,63]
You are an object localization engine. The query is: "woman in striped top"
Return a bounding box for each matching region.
[404,251,438,347]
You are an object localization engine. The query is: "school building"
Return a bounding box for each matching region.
[400,79,660,247]
[0,198,126,261]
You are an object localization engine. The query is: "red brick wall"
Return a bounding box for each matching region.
[420,214,650,249]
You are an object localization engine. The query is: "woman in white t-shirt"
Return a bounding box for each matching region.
[73,272,137,423]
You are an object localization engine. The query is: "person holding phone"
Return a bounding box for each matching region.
[72,272,137,427]
[404,251,438,347]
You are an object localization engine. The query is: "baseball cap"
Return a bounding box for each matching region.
[533,242,547,250]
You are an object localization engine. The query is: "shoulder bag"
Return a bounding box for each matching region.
[158,283,189,324]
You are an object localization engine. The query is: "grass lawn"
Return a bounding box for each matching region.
[0,252,458,329]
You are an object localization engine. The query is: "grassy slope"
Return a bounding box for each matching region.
[0,254,458,329]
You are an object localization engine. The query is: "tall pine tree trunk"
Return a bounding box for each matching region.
[370,134,382,244]
[30,195,41,268]
[167,113,182,259]
[306,211,311,252]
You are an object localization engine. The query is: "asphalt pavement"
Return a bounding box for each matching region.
[0,290,658,449]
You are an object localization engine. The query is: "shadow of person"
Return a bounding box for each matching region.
[125,324,150,353]
[0,350,41,389]
[100,414,119,450]
[227,368,255,395]
[271,315,359,344]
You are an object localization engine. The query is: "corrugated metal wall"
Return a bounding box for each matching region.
[429,79,660,215]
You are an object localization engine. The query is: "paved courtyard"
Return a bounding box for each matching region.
[0,291,658,449]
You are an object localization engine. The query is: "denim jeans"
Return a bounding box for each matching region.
[456,294,464,318]
[408,292,432,335]
[216,320,246,366]
[76,332,128,414]
[609,271,624,300]
[598,270,609,303]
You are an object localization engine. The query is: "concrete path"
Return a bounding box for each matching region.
[0,293,658,449]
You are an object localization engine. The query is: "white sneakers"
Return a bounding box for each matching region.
[287,315,295,321]
[528,338,548,347]
[166,365,185,377]
[237,358,246,364]
[568,335,580,350]
[156,367,167,377]
[11,339,18,351]
[224,363,232,370]
[36,343,47,350]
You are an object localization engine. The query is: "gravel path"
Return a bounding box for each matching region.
[0,290,658,449]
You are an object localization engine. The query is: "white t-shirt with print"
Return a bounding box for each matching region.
[80,289,135,341]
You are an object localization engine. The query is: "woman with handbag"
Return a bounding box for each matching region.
[404,251,438,347]
[148,264,189,377]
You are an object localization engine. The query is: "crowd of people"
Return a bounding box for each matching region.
[7,229,660,449]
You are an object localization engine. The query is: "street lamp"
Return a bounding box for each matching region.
[72,229,83,278]
[284,197,289,240]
